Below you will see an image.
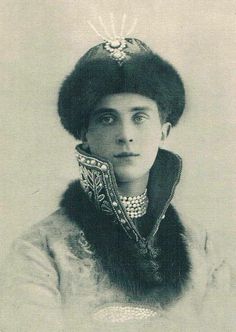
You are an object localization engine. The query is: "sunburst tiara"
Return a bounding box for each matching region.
[86,13,150,64]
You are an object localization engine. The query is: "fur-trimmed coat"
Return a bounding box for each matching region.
[0,207,234,332]
[0,149,235,332]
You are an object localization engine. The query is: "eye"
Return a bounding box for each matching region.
[97,114,116,125]
[133,113,149,124]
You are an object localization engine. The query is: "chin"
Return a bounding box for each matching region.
[114,167,148,184]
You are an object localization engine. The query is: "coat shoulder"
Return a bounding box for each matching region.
[11,208,91,261]
[22,209,75,239]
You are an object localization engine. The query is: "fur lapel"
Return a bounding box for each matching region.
[61,180,191,307]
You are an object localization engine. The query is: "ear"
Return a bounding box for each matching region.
[161,122,172,141]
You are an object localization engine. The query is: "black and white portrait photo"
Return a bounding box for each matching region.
[0,1,235,331]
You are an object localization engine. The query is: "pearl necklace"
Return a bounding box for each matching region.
[120,189,148,219]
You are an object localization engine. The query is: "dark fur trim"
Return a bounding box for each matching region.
[58,52,185,140]
[60,180,191,306]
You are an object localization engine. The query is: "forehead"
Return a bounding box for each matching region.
[94,93,158,112]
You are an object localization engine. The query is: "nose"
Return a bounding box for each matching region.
[115,122,134,145]
[116,137,133,144]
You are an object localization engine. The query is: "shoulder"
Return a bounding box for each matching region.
[23,208,86,242]
[5,209,92,270]
[21,208,79,240]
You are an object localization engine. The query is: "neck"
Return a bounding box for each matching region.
[117,173,149,196]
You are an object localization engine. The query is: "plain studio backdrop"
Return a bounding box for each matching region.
[0,0,236,264]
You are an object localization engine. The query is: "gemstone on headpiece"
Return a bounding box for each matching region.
[104,38,127,63]
[110,40,121,48]
[113,50,123,59]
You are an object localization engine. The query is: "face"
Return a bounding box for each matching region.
[84,93,171,184]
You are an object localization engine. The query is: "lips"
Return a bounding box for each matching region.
[114,152,139,158]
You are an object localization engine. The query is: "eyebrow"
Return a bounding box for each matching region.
[131,107,152,112]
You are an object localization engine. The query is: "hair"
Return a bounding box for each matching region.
[58,52,185,140]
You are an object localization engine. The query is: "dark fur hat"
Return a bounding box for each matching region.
[58,39,185,139]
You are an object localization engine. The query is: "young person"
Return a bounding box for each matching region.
[0,37,233,331]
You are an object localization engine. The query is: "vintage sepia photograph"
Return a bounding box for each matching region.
[0,1,235,331]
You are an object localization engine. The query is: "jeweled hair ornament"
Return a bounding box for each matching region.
[86,13,151,65]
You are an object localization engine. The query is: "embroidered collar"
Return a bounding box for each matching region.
[75,144,182,250]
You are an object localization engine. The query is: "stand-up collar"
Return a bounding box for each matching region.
[75,144,182,250]
[146,148,182,241]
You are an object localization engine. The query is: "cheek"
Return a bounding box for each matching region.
[140,126,162,145]
[86,130,114,156]
[140,129,162,161]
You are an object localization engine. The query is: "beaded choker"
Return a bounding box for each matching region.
[119,189,148,219]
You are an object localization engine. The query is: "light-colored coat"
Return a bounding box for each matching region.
[0,209,234,332]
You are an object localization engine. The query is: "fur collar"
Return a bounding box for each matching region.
[60,148,191,307]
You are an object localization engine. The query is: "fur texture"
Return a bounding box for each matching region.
[58,52,185,139]
[60,180,191,307]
